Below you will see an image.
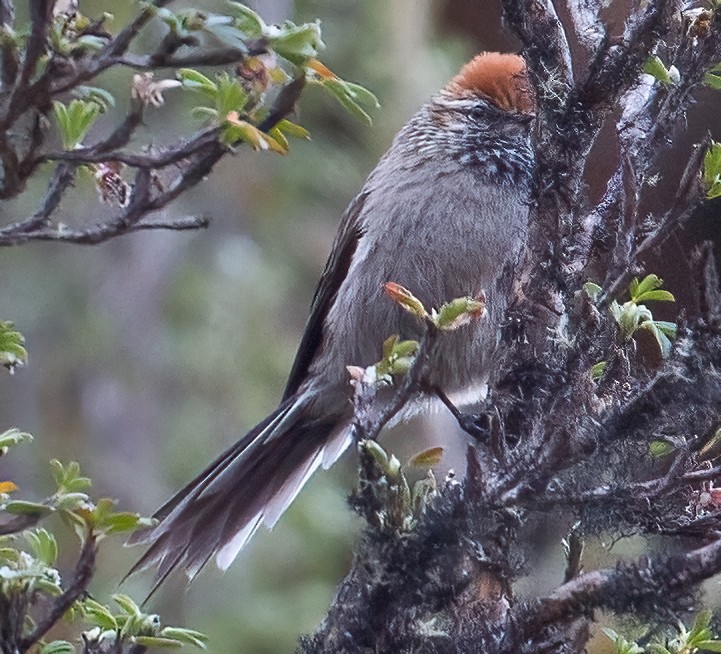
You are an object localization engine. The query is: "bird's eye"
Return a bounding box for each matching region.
[470,104,485,120]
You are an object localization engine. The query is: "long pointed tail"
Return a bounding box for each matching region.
[128,395,350,590]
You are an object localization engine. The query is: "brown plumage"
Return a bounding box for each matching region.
[129,52,536,591]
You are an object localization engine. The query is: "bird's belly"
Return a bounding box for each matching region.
[308,173,528,401]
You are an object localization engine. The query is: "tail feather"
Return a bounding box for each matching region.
[128,395,350,589]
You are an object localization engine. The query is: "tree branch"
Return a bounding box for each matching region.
[527,536,721,631]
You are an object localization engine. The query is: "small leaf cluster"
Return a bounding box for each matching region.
[170,3,378,148]
[0,321,28,373]
[372,335,419,384]
[45,2,378,186]
[383,282,487,331]
[605,611,721,653]
[177,68,311,150]
[48,9,110,57]
[224,4,380,123]
[361,440,441,533]
[703,141,721,200]
[586,275,677,359]
[346,334,418,389]
[0,528,63,597]
[0,427,32,456]
[610,275,677,358]
[52,93,112,151]
[1,457,152,542]
[0,433,205,653]
[76,594,208,652]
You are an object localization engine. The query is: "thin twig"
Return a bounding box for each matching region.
[601,135,709,305]
[0,215,209,246]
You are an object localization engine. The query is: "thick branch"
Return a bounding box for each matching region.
[528,536,721,630]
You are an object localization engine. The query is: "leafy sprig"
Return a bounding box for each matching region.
[360,440,441,533]
[0,432,204,653]
[605,611,721,653]
[0,321,28,373]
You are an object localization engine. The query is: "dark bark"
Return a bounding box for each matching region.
[300,1,721,651]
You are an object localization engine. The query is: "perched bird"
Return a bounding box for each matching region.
[131,52,536,585]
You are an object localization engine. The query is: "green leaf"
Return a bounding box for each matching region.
[362,439,389,471]
[275,118,311,140]
[156,7,185,35]
[653,320,677,338]
[133,636,183,648]
[583,281,603,302]
[696,641,721,652]
[74,34,106,52]
[226,2,265,37]
[630,274,663,300]
[0,321,28,373]
[645,645,672,654]
[433,296,486,330]
[82,598,119,630]
[0,427,32,454]
[271,21,324,64]
[213,73,247,117]
[383,282,427,318]
[700,428,721,456]
[5,500,52,516]
[97,510,144,535]
[75,86,116,111]
[160,628,208,650]
[50,460,91,493]
[40,640,75,654]
[704,63,721,91]
[321,78,375,124]
[177,68,218,100]
[704,141,721,200]
[53,99,101,149]
[340,81,380,110]
[589,360,607,381]
[190,106,218,121]
[223,114,285,151]
[202,20,246,49]
[649,439,676,457]
[113,593,142,618]
[638,321,674,358]
[25,528,58,565]
[692,609,713,635]
[643,55,676,85]
[634,289,675,303]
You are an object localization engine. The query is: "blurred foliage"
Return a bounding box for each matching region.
[0,433,206,653]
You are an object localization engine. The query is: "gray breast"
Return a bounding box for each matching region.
[310,163,530,400]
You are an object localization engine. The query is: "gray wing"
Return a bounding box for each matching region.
[281,191,368,401]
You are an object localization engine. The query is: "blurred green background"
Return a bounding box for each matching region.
[2,1,720,652]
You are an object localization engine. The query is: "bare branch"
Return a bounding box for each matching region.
[602,134,710,304]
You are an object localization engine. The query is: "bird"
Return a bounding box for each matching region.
[130,51,536,587]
